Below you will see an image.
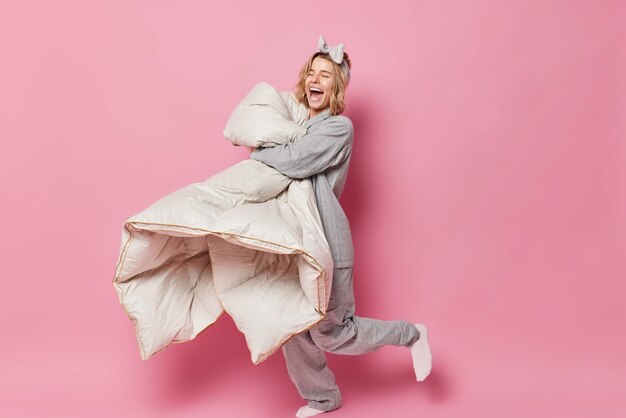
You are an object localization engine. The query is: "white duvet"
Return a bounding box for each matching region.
[113,83,333,364]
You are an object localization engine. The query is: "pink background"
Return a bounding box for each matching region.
[1,0,625,417]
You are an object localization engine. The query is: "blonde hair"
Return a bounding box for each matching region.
[294,52,352,115]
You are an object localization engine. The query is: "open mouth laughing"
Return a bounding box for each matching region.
[308,86,324,104]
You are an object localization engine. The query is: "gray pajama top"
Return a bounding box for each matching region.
[250,108,355,268]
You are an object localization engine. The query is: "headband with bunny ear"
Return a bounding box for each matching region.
[317,35,350,81]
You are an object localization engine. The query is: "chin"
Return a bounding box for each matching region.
[309,101,328,112]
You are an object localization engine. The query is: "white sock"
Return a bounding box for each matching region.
[296,405,326,418]
[410,323,432,381]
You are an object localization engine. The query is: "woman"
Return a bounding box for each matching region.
[250,36,432,418]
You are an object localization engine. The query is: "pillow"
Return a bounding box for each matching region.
[223,82,309,147]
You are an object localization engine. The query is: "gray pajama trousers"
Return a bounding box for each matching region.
[250,110,417,410]
[282,266,420,412]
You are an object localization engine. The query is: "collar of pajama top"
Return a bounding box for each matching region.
[304,108,332,130]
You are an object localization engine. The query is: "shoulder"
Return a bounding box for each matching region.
[329,114,353,129]
[320,115,354,139]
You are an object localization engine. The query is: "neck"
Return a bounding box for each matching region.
[309,108,329,119]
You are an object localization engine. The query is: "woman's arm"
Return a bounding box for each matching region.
[250,117,353,179]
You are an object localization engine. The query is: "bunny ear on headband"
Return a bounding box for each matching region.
[317,36,345,64]
[317,35,350,81]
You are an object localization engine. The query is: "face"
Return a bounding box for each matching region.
[305,56,335,117]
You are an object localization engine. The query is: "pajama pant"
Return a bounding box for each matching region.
[282,266,420,411]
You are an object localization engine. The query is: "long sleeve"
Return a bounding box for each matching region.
[250,117,353,179]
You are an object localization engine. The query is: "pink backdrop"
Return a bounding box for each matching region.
[1,1,625,417]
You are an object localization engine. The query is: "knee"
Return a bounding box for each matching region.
[310,317,356,352]
[309,328,337,352]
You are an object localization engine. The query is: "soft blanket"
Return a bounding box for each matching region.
[113,83,333,364]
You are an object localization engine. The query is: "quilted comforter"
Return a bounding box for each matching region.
[113,83,333,364]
